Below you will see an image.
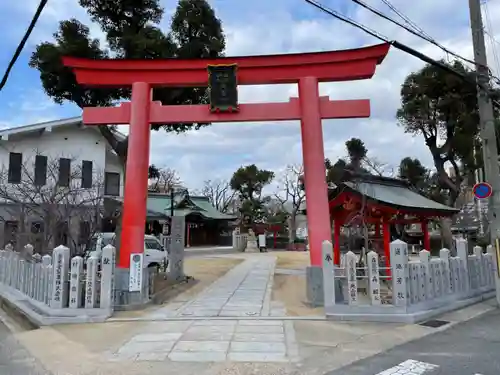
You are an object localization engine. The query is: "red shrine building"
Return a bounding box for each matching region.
[326,174,459,265]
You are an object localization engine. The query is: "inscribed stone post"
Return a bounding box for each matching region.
[168,216,185,281]
[27,262,34,298]
[473,246,486,287]
[41,255,52,304]
[321,241,335,308]
[366,251,381,305]
[468,254,479,290]
[450,257,461,294]
[5,251,12,287]
[46,265,53,305]
[85,256,98,308]
[430,259,442,298]
[439,249,452,294]
[419,250,433,300]
[345,251,358,305]
[0,250,6,283]
[391,240,409,307]
[17,259,25,294]
[34,263,43,301]
[10,253,18,290]
[100,245,116,310]
[69,256,83,308]
[50,245,70,309]
[455,238,470,294]
[487,245,495,287]
[408,261,420,304]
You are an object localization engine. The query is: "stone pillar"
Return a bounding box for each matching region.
[439,248,452,294]
[85,256,98,308]
[321,240,335,308]
[455,238,470,294]
[41,255,52,305]
[100,245,116,310]
[50,245,70,309]
[69,256,84,308]
[409,261,420,304]
[419,250,433,300]
[345,251,358,305]
[431,259,442,298]
[473,246,486,287]
[168,216,185,281]
[366,250,381,305]
[391,240,409,307]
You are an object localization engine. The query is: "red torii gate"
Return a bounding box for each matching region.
[63,43,390,269]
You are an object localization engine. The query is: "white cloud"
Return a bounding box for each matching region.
[4,0,500,191]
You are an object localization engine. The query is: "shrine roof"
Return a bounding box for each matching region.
[329,175,459,216]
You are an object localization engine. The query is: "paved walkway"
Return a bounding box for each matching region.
[107,319,299,363]
[109,256,298,363]
[148,257,283,318]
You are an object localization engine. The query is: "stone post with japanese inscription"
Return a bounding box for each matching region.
[455,237,470,294]
[439,248,452,294]
[168,216,186,281]
[41,255,52,305]
[345,251,358,305]
[69,256,83,308]
[100,245,116,310]
[50,245,70,309]
[85,256,98,309]
[419,250,433,300]
[486,245,495,287]
[321,240,335,308]
[391,240,409,307]
[473,246,486,287]
[366,250,381,305]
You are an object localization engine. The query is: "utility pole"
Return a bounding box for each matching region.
[469,0,500,305]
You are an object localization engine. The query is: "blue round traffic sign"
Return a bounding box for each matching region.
[473,182,493,199]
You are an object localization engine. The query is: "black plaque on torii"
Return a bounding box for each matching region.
[207,64,239,113]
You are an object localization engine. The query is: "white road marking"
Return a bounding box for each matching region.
[375,359,439,375]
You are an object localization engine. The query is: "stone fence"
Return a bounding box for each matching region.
[322,238,497,323]
[0,243,115,325]
[233,232,248,251]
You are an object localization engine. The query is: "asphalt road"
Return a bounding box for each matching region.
[0,315,50,375]
[325,309,500,375]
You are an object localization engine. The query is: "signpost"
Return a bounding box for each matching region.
[473,182,493,199]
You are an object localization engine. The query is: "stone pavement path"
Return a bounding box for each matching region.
[108,319,299,363]
[148,256,285,318]
[109,256,299,363]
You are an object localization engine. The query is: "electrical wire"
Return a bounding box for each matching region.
[350,0,481,69]
[0,0,49,91]
[304,0,500,108]
[483,1,500,82]
[379,0,433,41]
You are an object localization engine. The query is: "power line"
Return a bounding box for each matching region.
[303,0,500,108]
[0,0,49,91]
[350,0,480,68]
[379,0,434,41]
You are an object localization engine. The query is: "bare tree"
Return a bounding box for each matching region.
[201,179,237,213]
[363,157,395,177]
[148,166,182,193]
[0,154,105,255]
[274,164,306,243]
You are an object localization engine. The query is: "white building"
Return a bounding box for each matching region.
[0,117,125,252]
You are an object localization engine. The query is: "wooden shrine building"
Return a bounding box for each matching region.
[327,175,459,265]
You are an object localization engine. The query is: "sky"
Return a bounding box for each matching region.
[0,0,499,191]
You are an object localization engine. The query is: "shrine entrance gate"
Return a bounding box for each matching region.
[63,43,390,272]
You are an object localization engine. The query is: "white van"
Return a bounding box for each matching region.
[85,233,169,269]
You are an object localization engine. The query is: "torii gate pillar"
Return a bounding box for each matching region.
[63,42,390,305]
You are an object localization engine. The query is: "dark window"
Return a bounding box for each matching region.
[8,152,22,183]
[34,155,47,186]
[58,158,71,187]
[104,172,120,196]
[79,221,91,244]
[81,160,93,189]
[30,221,44,234]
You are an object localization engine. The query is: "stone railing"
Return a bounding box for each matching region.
[0,243,116,324]
[322,238,497,323]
